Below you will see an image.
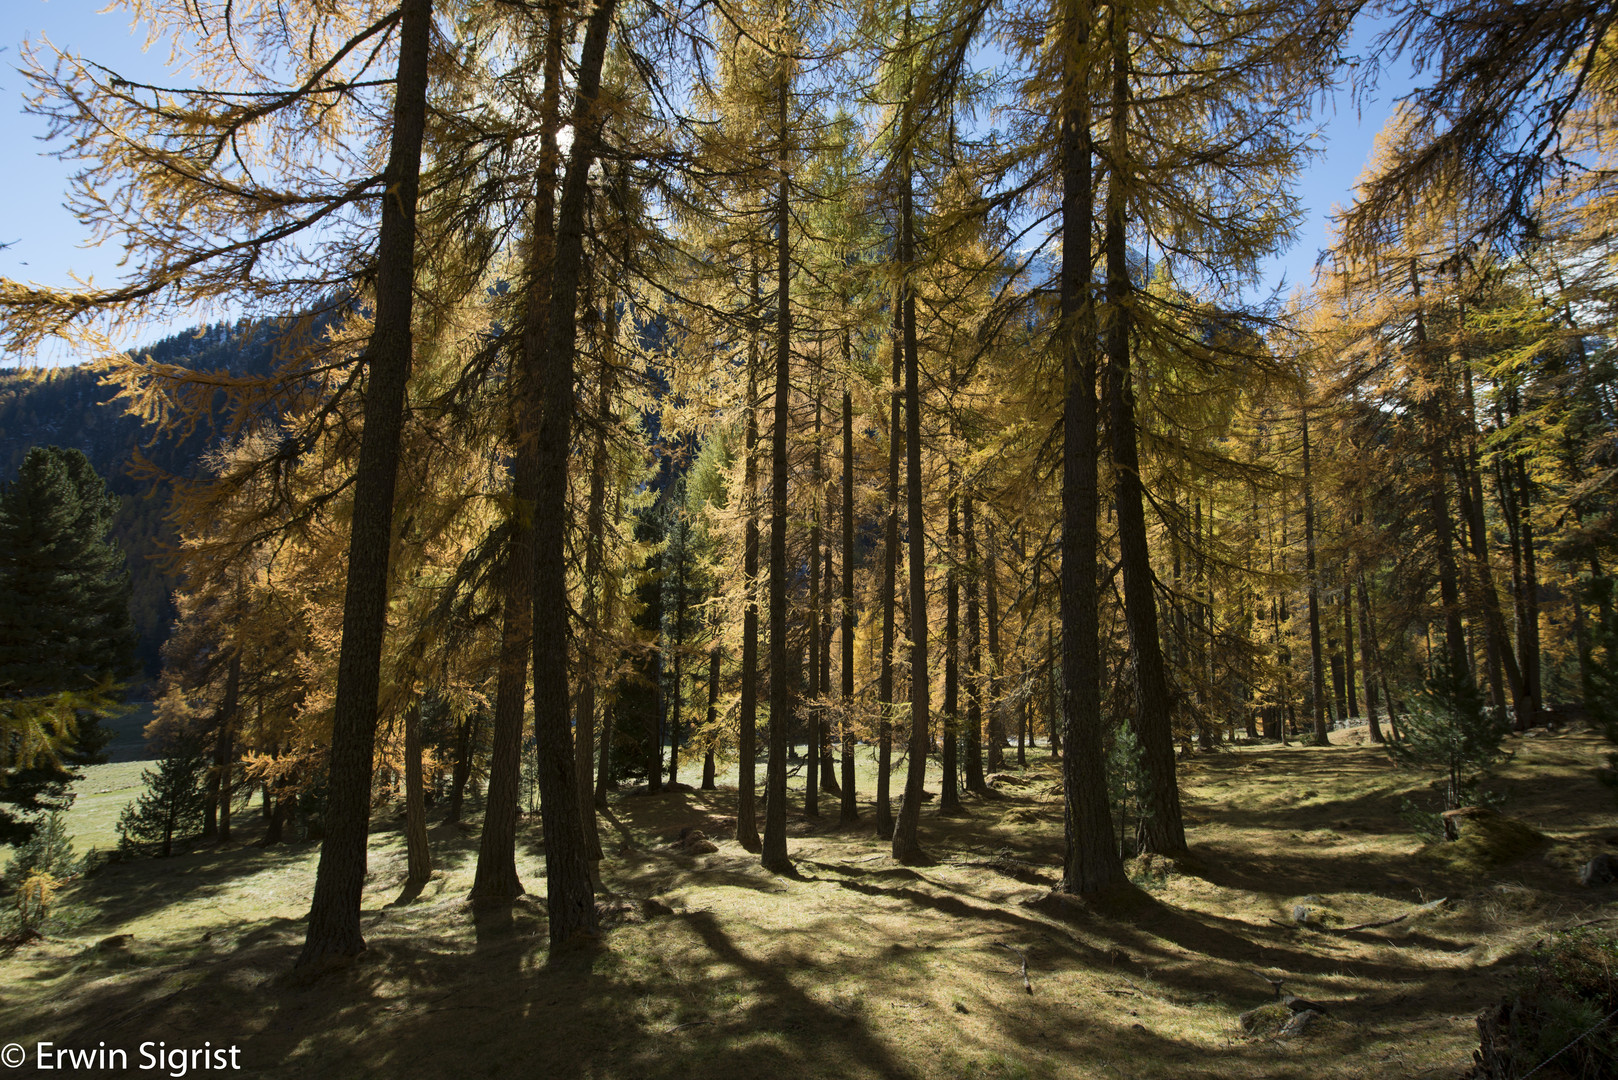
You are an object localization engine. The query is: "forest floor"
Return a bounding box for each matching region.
[2,725,1615,1079]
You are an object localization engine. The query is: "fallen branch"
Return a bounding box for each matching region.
[993,941,1033,995]
[667,1020,715,1034]
[1334,898,1447,933]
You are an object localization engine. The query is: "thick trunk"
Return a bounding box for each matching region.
[1060,0,1123,890]
[298,0,434,968]
[840,386,859,824]
[531,0,619,953]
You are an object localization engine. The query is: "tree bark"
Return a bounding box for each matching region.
[737,301,763,853]
[404,698,432,889]
[531,0,619,953]
[1301,403,1331,747]
[892,130,930,863]
[876,301,902,840]
[1105,3,1185,854]
[941,445,961,814]
[297,0,434,968]
[963,494,987,795]
[762,95,793,872]
[471,3,563,900]
[1060,0,1124,891]
[840,385,859,824]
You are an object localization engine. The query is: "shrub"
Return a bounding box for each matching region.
[1466,928,1618,1079]
[1,810,77,891]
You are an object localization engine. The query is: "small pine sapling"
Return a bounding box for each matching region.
[118,744,208,857]
[1390,656,1511,840]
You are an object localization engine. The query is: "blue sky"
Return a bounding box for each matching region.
[2,0,1416,366]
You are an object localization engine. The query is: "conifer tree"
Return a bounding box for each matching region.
[0,445,135,844]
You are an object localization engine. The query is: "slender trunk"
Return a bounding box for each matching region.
[963,494,987,795]
[1060,0,1123,890]
[1357,575,1384,743]
[876,300,902,840]
[448,709,474,822]
[1301,404,1330,747]
[404,699,432,889]
[806,378,822,818]
[575,285,615,855]
[941,445,961,814]
[595,492,622,810]
[208,649,241,842]
[984,522,1005,772]
[821,474,839,798]
[1105,5,1184,855]
[737,303,763,852]
[840,385,859,824]
[1516,458,1542,723]
[702,649,720,791]
[762,90,793,872]
[531,0,619,953]
[298,0,434,967]
[1410,262,1470,681]
[893,126,931,863]
[1343,580,1358,719]
[473,7,562,899]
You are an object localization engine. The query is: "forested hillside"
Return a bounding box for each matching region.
[0,0,1614,1075]
[1,322,298,673]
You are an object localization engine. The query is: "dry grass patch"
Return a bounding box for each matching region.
[0,729,1614,1079]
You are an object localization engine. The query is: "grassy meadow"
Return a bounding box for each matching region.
[1,725,1614,1079]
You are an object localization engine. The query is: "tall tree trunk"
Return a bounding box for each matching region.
[821,471,839,798]
[762,96,793,872]
[575,272,616,859]
[1343,580,1358,719]
[840,385,859,824]
[1409,261,1470,681]
[876,300,902,840]
[941,443,962,814]
[806,376,822,818]
[298,0,434,968]
[702,649,720,791]
[206,649,241,842]
[596,492,622,811]
[1104,3,1184,855]
[892,128,931,863]
[472,4,564,901]
[963,494,987,795]
[1301,403,1330,747]
[1356,575,1384,743]
[984,521,1006,772]
[531,0,619,953]
[1060,0,1124,890]
[447,709,475,823]
[737,303,763,853]
[404,698,432,889]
